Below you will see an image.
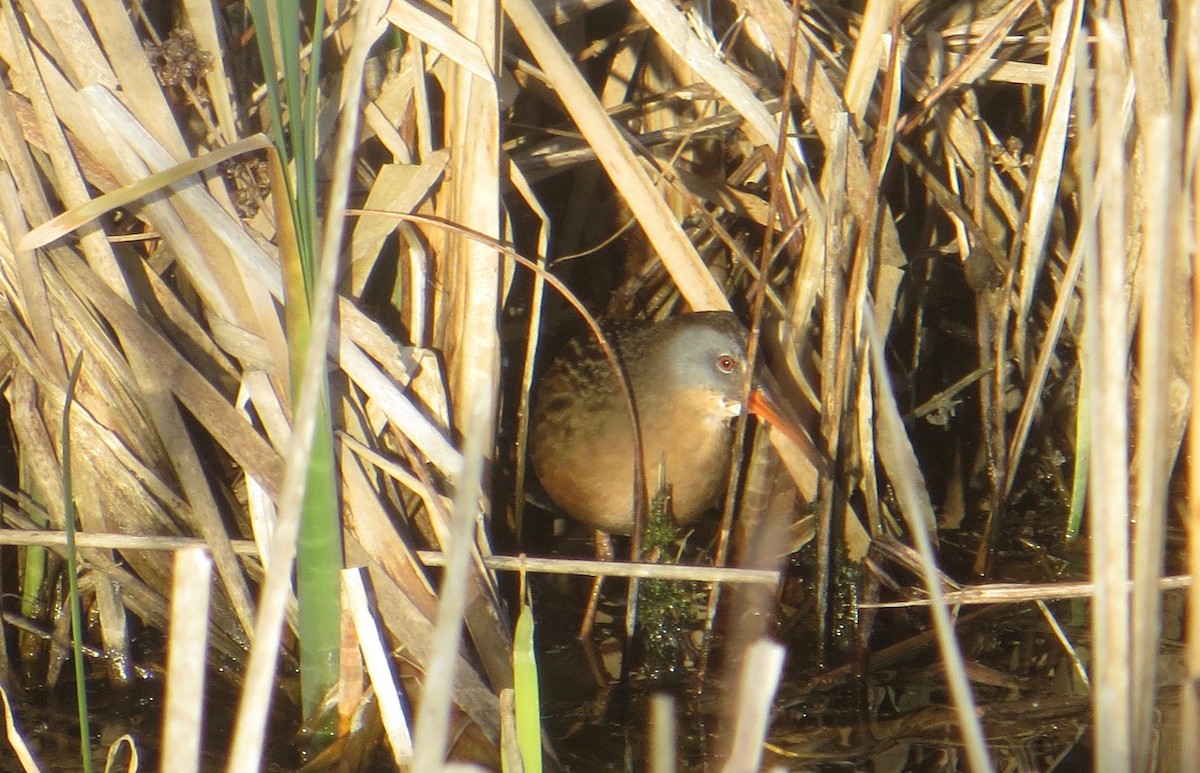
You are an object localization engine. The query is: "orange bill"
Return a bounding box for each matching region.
[747,378,829,476]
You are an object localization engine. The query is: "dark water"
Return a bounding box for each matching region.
[531,515,1187,772]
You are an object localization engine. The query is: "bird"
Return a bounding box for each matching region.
[529,310,817,538]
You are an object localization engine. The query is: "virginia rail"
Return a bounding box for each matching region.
[529,311,813,538]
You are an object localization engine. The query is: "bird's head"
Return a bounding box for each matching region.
[633,312,821,464]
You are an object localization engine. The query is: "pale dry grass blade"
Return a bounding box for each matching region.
[343,388,501,739]
[441,0,503,449]
[860,573,1192,609]
[23,0,115,89]
[1125,45,1188,771]
[413,394,494,769]
[0,528,257,554]
[180,0,239,145]
[1004,225,1085,497]
[0,171,61,381]
[1012,0,1083,365]
[498,688,521,772]
[418,551,780,583]
[721,639,784,772]
[1122,0,1170,133]
[1129,110,1176,773]
[160,547,213,773]
[339,431,452,544]
[223,294,310,759]
[1035,600,1089,690]
[345,568,415,767]
[507,158,551,540]
[0,683,43,772]
[854,351,882,541]
[102,735,139,772]
[843,0,897,121]
[810,110,850,650]
[349,154,449,296]
[1082,19,1133,770]
[648,694,675,773]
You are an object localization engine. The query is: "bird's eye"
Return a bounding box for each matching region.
[716,354,737,373]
